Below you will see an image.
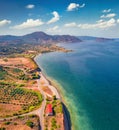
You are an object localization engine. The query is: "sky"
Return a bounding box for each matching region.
[0,0,119,38]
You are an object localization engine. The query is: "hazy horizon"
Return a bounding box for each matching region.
[0,31,118,39]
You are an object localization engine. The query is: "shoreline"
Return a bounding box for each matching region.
[34,55,71,130]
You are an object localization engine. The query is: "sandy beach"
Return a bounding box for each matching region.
[39,72,61,99]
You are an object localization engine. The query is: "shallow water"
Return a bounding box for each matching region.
[35,40,119,130]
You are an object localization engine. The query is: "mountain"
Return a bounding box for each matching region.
[77,36,114,42]
[95,38,114,42]
[77,36,98,41]
[0,32,82,45]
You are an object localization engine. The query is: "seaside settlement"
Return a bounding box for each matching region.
[0,45,70,130]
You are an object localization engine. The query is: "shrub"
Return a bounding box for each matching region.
[53,95,56,100]
[51,118,57,128]
[29,106,35,111]
[29,114,37,118]
[14,122,17,125]
[17,84,24,87]
[4,121,11,125]
[26,120,34,128]
[13,113,18,116]
[13,68,21,73]
[3,58,8,62]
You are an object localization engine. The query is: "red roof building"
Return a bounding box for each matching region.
[46,104,53,116]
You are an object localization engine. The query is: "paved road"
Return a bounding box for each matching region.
[37,78,46,130]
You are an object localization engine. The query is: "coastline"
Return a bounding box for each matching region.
[34,55,71,130]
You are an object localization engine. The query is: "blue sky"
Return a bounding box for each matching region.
[0,0,119,38]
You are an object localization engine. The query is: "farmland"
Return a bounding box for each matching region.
[0,114,40,130]
[0,82,42,117]
[0,57,42,118]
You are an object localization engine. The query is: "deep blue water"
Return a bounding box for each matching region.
[35,41,119,130]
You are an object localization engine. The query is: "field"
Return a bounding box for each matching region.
[0,82,42,117]
[0,114,40,130]
[0,57,38,70]
[0,57,42,118]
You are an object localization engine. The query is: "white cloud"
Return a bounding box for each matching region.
[96,19,104,23]
[12,19,44,29]
[100,15,105,18]
[101,13,116,18]
[78,18,116,29]
[26,4,35,9]
[47,11,60,24]
[47,26,59,31]
[117,19,119,23]
[0,19,11,27]
[103,9,111,13]
[67,3,85,11]
[106,13,116,18]
[65,19,116,29]
[64,22,77,27]
[47,26,61,33]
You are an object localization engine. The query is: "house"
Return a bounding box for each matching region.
[46,104,53,116]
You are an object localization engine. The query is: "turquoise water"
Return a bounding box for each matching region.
[35,41,119,130]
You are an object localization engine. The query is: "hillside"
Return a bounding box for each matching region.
[0,32,81,56]
[0,31,81,45]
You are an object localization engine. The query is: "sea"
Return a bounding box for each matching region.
[35,40,119,130]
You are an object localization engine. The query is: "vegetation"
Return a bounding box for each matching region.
[0,82,42,117]
[31,72,39,79]
[13,68,22,73]
[54,100,63,114]
[26,120,34,128]
[0,66,29,81]
[0,56,43,118]
[0,115,39,130]
[0,43,72,58]
[44,97,63,130]
[53,95,56,100]
[4,122,11,125]
[51,118,57,129]
[0,66,7,80]
[28,114,37,118]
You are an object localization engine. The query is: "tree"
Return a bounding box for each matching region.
[53,95,56,100]
[26,120,34,128]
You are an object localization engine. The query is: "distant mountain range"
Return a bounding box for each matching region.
[77,36,115,42]
[0,32,116,46]
[0,32,81,45]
